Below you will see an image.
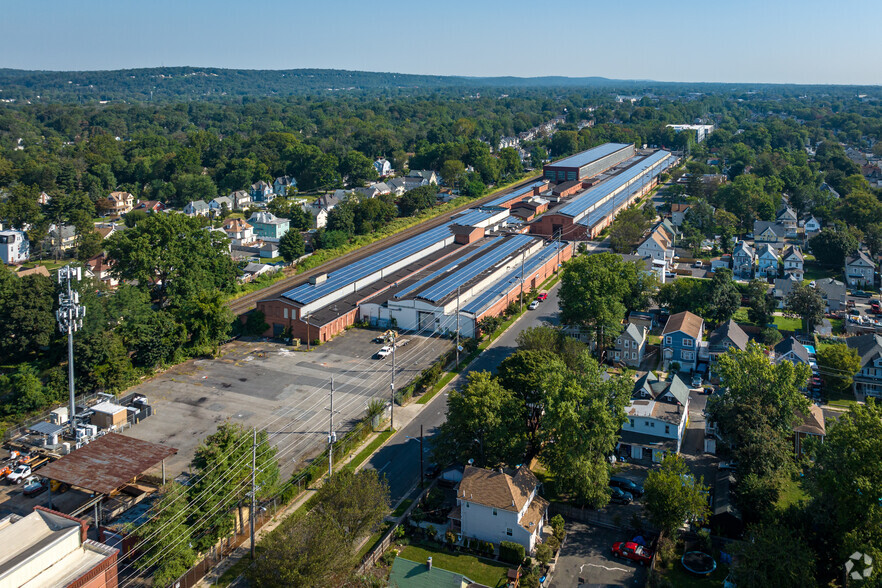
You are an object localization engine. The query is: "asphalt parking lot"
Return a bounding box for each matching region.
[121,329,452,479]
[552,521,648,588]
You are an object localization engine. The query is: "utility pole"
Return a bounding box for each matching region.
[305,313,310,351]
[455,286,461,368]
[390,331,396,431]
[56,266,85,438]
[419,424,424,489]
[250,427,256,560]
[519,250,526,310]
[328,377,336,479]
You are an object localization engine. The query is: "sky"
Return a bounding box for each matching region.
[2,0,880,85]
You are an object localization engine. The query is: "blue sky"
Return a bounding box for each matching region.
[2,0,879,84]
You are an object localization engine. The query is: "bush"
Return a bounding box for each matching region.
[445,530,457,546]
[393,525,405,540]
[550,514,565,541]
[499,541,525,564]
[380,549,398,566]
[697,528,712,553]
[546,535,560,553]
[521,573,540,588]
[656,535,676,567]
[426,525,437,541]
[535,543,553,566]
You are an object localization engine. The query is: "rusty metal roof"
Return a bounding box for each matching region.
[39,433,177,495]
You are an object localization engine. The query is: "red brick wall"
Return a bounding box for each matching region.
[255,300,358,342]
[65,549,118,588]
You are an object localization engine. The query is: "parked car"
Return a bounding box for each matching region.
[537,292,548,301]
[7,464,31,485]
[719,461,738,471]
[691,374,703,388]
[22,476,47,497]
[609,486,633,504]
[424,463,441,479]
[372,336,386,344]
[611,541,653,565]
[528,300,540,310]
[375,346,393,359]
[853,290,871,298]
[609,476,644,497]
[693,260,703,268]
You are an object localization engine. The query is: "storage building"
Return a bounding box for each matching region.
[543,143,635,183]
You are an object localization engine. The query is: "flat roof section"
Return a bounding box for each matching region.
[282,223,454,305]
[482,180,548,208]
[39,433,177,495]
[394,236,504,300]
[451,208,506,228]
[544,143,631,171]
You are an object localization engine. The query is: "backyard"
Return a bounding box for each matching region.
[396,543,510,588]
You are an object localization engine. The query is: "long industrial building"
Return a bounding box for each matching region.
[255,143,674,343]
[543,143,635,183]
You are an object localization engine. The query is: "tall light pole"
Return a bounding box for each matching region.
[389,331,396,431]
[328,376,337,479]
[455,286,461,368]
[56,265,85,438]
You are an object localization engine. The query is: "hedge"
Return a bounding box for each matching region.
[499,541,525,565]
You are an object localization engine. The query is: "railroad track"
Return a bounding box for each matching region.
[227,175,542,315]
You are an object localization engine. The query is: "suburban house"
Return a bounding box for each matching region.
[107,191,134,215]
[51,224,77,254]
[84,254,118,288]
[241,262,276,282]
[373,158,393,177]
[451,465,548,555]
[815,278,847,311]
[619,372,691,463]
[230,190,252,210]
[756,243,779,278]
[135,199,165,213]
[38,191,51,205]
[662,311,705,373]
[250,180,275,203]
[804,216,822,234]
[670,203,692,226]
[0,230,29,264]
[407,169,439,184]
[636,229,673,265]
[846,333,882,399]
[248,211,290,240]
[183,200,210,217]
[774,337,811,366]
[613,323,647,367]
[273,175,297,195]
[820,182,841,199]
[95,224,117,241]
[776,206,798,229]
[0,507,119,588]
[388,176,429,195]
[753,221,787,244]
[793,405,826,457]
[732,241,755,279]
[209,195,234,214]
[781,245,804,280]
[306,206,329,229]
[222,218,255,246]
[707,319,749,365]
[845,251,876,288]
[314,193,340,211]
[774,275,799,306]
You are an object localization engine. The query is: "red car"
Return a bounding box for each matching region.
[537,293,548,301]
[612,541,653,565]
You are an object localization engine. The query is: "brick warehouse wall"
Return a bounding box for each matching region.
[256,299,358,343]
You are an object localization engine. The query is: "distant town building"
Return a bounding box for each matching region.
[0,230,29,264]
[666,124,715,143]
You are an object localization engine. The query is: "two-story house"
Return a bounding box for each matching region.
[707,319,749,366]
[636,232,671,263]
[753,221,787,244]
[756,244,779,278]
[670,203,692,226]
[373,158,392,177]
[209,196,234,214]
[846,333,882,399]
[107,191,134,215]
[135,199,165,213]
[250,180,275,203]
[815,278,847,311]
[230,190,252,210]
[183,200,210,217]
[248,211,290,240]
[781,245,804,280]
[0,230,29,264]
[619,372,691,463]
[803,216,822,235]
[732,241,755,279]
[222,218,255,246]
[774,337,811,367]
[776,206,798,230]
[613,323,647,367]
[407,169,439,185]
[451,466,548,555]
[662,311,704,373]
[845,251,876,288]
[273,175,297,196]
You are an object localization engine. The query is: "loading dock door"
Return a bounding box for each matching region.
[418,311,434,332]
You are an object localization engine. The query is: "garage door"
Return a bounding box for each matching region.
[418,311,434,332]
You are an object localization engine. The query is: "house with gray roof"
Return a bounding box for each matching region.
[209,196,233,214]
[273,175,297,196]
[845,251,876,288]
[732,241,755,279]
[756,243,779,278]
[815,277,847,311]
[774,337,811,366]
[782,245,804,280]
[230,190,251,210]
[613,323,647,367]
[753,221,787,244]
[619,373,691,463]
[776,206,798,229]
[846,333,882,399]
[707,319,750,362]
[183,200,210,217]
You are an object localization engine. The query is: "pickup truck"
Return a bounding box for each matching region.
[375,346,393,359]
[7,464,31,485]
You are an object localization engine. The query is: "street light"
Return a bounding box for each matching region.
[56,265,85,438]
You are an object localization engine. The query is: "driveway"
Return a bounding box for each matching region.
[552,521,647,588]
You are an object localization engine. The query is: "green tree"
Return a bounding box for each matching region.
[134,484,197,587]
[340,151,378,188]
[433,371,526,468]
[785,282,824,333]
[608,206,651,253]
[0,272,57,362]
[808,226,859,268]
[279,229,306,263]
[815,343,860,396]
[75,228,104,261]
[746,279,775,327]
[703,268,740,324]
[643,454,710,535]
[731,524,818,588]
[440,159,466,187]
[173,290,233,356]
[398,185,438,217]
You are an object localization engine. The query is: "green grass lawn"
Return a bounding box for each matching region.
[417,371,456,404]
[398,543,509,588]
[356,521,392,561]
[345,428,394,471]
[803,261,837,282]
[773,314,804,332]
[733,307,750,323]
[660,559,730,587]
[776,476,808,510]
[391,499,413,518]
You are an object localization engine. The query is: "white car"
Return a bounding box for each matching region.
[528,300,540,310]
[7,465,31,485]
[375,346,393,359]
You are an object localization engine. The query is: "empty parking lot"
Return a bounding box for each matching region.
[121,329,452,479]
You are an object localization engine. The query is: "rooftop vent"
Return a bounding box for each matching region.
[309,273,327,285]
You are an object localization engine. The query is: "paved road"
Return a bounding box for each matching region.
[366,281,562,504]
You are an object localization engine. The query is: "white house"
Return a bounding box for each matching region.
[0,230,29,264]
[804,216,822,234]
[619,372,691,463]
[781,245,804,280]
[847,333,882,399]
[230,190,252,210]
[305,205,329,229]
[613,323,647,367]
[183,200,210,217]
[407,169,439,184]
[222,218,255,246]
[774,337,811,366]
[756,243,779,278]
[373,159,392,177]
[451,465,548,555]
[732,241,755,279]
[845,251,876,288]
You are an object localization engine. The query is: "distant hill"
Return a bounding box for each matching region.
[0,67,640,103]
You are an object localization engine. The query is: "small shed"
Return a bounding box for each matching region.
[89,401,127,429]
